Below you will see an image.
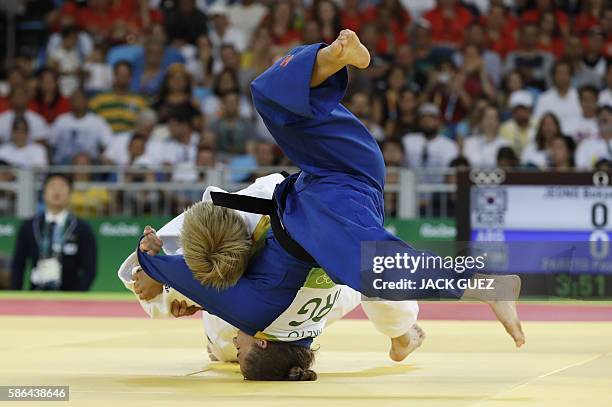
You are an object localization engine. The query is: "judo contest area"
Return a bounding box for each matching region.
[1,293,611,407]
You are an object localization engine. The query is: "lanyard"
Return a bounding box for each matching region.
[40,220,67,258]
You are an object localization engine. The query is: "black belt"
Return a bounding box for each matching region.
[209,174,318,265]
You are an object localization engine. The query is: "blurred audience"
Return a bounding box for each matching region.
[533,60,581,133]
[28,68,71,124]
[0,116,48,168]
[0,0,609,219]
[0,87,49,143]
[500,90,536,155]
[89,61,147,133]
[50,89,112,164]
[403,103,459,170]
[463,105,510,168]
[521,112,563,168]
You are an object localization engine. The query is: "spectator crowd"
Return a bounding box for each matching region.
[0,0,611,218]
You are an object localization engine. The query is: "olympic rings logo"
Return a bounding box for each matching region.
[469,169,506,185]
[315,274,333,285]
[593,171,610,186]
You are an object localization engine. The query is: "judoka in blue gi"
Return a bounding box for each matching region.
[134,30,525,381]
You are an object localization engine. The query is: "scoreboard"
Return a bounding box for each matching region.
[456,170,612,299]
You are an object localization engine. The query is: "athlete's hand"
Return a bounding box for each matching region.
[171,300,201,318]
[140,225,163,256]
[133,267,163,301]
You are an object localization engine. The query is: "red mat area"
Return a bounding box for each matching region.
[1,298,611,321]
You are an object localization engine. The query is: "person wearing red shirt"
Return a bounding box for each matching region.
[340,0,367,33]
[75,0,116,40]
[537,11,565,58]
[521,0,569,37]
[362,0,411,37]
[27,68,71,125]
[374,7,408,55]
[602,9,612,58]
[480,4,519,58]
[574,0,606,38]
[312,0,342,44]
[262,1,302,47]
[424,0,474,48]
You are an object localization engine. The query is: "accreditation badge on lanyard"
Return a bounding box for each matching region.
[255,268,342,342]
[31,221,64,289]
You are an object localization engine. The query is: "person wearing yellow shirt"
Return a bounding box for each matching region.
[500,90,537,156]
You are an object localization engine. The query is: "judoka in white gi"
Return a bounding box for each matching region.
[118,173,423,367]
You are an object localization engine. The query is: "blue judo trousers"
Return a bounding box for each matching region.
[251,43,474,300]
[138,44,475,339]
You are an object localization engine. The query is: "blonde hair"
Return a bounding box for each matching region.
[180,202,252,290]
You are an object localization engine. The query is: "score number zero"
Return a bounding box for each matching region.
[590,202,609,259]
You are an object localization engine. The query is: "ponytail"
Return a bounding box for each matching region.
[287,366,317,381]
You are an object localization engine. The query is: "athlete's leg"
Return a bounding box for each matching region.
[360,301,425,361]
[294,196,525,347]
[251,30,385,189]
[322,285,424,361]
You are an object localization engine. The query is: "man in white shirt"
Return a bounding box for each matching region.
[208,4,248,55]
[146,107,199,182]
[533,60,581,134]
[227,0,267,41]
[0,87,49,143]
[102,109,163,166]
[50,89,113,164]
[575,103,612,169]
[565,86,600,142]
[402,103,459,170]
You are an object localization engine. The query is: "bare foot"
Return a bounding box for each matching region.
[486,275,525,348]
[389,323,426,362]
[327,29,370,69]
[464,274,525,347]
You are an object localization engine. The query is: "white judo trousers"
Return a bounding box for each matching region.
[118,174,419,362]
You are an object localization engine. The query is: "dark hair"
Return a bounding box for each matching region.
[312,0,342,37]
[449,156,470,168]
[196,34,214,76]
[129,134,146,146]
[34,67,61,105]
[212,68,240,97]
[242,341,317,381]
[6,66,27,82]
[61,25,79,39]
[43,173,73,191]
[539,11,561,38]
[497,146,518,166]
[554,135,576,167]
[114,60,133,74]
[502,70,524,94]
[379,138,405,154]
[11,115,28,132]
[156,64,193,106]
[70,87,88,101]
[551,59,573,78]
[579,85,599,99]
[385,65,407,88]
[220,43,237,54]
[594,158,612,171]
[535,113,562,150]
[168,105,194,125]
